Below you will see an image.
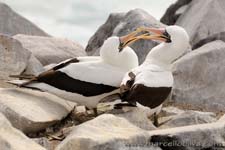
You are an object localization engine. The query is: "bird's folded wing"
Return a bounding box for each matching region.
[59,61,126,87]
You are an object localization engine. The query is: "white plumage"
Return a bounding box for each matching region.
[10,35,141,109]
[119,26,191,123]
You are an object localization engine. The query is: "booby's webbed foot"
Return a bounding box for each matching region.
[113,103,137,109]
[153,113,159,127]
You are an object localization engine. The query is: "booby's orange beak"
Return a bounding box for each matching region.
[118,27,171,51]
[135,27,171,43]
[118,28,144,52]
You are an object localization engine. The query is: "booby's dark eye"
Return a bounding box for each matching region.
[163,30,172,43]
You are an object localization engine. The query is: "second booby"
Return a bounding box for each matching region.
[10,29,146,110]
[118,25,191,125]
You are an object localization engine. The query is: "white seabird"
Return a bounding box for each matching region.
[10,29,147,111]
[117,25,190,125]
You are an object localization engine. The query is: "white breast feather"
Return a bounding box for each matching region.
[122,64,173,88]
[134,64,173,87]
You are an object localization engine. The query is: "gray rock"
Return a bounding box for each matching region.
[160,110,217,128]
[0,79,17,88]
[176,0,225,46]
[86,12,125,56]
[193,32,225,49]
[56,114,160,150]
[0,88,76,133]
[14,34,86,65]
[23,55,45,76]
[98,100,156,130]
[148,121,225,149]
[0,113,45,150]
[0,34,31,80]
[86,8,165,63]
[57,113,225,150]
[0,2,48,36]
[160,0,192,25]
[217,114,225,122]
[115,105,157,130]
[162,106,185,116]
[172,40,225,112]
[33,137,59,150]
[71,106,95,123]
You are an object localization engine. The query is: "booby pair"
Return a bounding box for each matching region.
[115,25,190,125]
[9,29,148,111]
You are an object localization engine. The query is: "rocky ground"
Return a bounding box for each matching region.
[1,0,225,150]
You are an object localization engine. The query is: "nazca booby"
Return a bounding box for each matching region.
[117,25,190,125]
[9,29,147,110]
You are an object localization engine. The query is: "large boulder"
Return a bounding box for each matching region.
[176,0,225,46]
[149,121,225,149]
[0,2,48,36]
[0,34,30,80]
[193,32,225,49]
[160,0,192,25]
[114,105,156,130]
[14,34,86,65]
[85,12,125,56]
[0,34,45,80]
[160,110,217,128]
[56,113,225,150]
[0,113,45,150]
[172,40,225,112]
[86,9,165,63]
[0,88,76,133]
[23,55,45,76]
[56,114,160,150]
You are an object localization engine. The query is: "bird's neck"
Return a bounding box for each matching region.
[144,42,179,70]
[100,44,117,63]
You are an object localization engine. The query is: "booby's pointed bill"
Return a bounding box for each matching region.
[118,28,144,52]
[135,27,171,43]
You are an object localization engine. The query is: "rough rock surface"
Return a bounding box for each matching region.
[114,105,156,130]
[0,2,48,36]
[0,113,45,150]
[162,106,185,116]
[56,114,160,150]
[176,0,225,46]
[161,0,192,25]
[34,137,59,150]
[14,34,86,65]
[86,12,125,56]
[160,110,217,128]
[193,32,225,49]
[86,9,165,63]
[149,121,225,149]
[23,55,45,76]
[172,40,225,112]
[56,113,225,150]
[0,88,76,133]
[218,114,225,122]
[0,34,31,80]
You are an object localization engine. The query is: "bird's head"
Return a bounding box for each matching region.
[134,25,191,65]
[135,25,189,45]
